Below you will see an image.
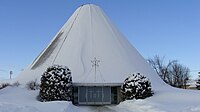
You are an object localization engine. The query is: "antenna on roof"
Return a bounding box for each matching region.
[91,57,100,82]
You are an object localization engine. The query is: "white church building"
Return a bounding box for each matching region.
[16,4,165,105]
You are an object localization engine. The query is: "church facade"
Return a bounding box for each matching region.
[72,83,122,105]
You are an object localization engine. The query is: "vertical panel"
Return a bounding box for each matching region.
[79,87,86,102]
[87,87,103,103]
[111,87,118,104]
[73,87,78,104]
[94,87,102,102]
[103,87,111,103]
[87,87,94,102]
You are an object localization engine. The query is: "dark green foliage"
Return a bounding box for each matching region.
[39,65,72,102]
[121,73,153,101]
[196,75,200,90]
[0,83,11,90]
[0,82,20,90]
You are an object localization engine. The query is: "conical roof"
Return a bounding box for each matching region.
[16,4,167,90]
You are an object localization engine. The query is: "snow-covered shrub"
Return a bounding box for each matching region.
[196,75,200,90]
[121,73,153,100]
[0,83,10,90]
[26,79,40,90]
[12,82,20,87]
[39,65,72,102]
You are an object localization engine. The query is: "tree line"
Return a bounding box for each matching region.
[147,55,190,89]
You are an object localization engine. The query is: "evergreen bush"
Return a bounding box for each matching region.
[0,83,10,90]
[12,81,20,87]
[196,75,200,90]
[121,73,153,101]
[39,65,72,102]
[26,79,40,90]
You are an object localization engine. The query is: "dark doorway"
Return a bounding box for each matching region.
[78,86,111,105]
[72,85,121,105]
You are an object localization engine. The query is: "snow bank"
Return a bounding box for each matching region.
[0,103,39,112]
[1,86,200,112]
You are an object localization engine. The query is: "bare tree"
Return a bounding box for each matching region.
[147,55,176,84]
[147,55,190,88]
[169,63,190,88]
[182,67,190,89]
[147,55,164,78]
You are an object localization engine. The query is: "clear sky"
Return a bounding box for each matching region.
[0,0,200,79]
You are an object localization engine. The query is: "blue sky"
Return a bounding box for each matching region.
[0,0,200,79]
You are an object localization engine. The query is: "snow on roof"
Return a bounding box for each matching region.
[15,4,167,90]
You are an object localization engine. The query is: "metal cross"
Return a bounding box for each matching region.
[91,57,100,82]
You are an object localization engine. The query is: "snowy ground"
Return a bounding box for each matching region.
[1,86,200,112]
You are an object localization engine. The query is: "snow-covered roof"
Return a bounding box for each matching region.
[15,4,167,90]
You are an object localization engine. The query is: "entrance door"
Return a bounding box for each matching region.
[78,86,111,105]
[87,87,102,103]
